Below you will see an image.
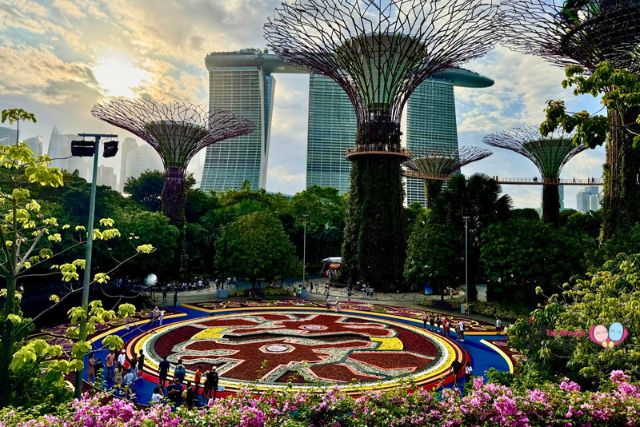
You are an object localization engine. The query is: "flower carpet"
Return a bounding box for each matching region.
[82,299,514,405]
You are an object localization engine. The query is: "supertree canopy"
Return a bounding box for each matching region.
[484,126,586,224]
[502,0,640,71]
[403,146,492,207]
[92,97,253,274]
[501,0,640,238]
[265,0,503,290]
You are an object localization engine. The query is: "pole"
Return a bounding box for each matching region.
[74,136,101,398]
[302,215,307,285]
[463,216,469,309]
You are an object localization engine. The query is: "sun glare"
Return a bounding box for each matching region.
[92,54,151,97]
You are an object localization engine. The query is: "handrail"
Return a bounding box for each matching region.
[402,170,603,186]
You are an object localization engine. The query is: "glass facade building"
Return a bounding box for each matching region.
[307,76,460,204]
[201,51,491,199]
[404,79,459,205]
[201,64,274,192]
[307,74,357,194]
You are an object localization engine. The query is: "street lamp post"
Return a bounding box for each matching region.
[302,215,308,286]
[72,133,118,398]
[463,216,469,310]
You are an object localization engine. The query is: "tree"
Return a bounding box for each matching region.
[404,212,461,297]
[214,212,298,288]
[288,186,347,266]
[0,109,152,406]
[111,210,179,280]
[541,62,640,239]
[429,173,512,300]
[509,254,640,387]
[480,218,593,305]
[124,171,196,213]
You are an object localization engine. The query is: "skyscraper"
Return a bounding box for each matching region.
[98,165,118,190]
[201,50,299,192]
[119,137,139,191]
[24,136,44,156]
[404,79,459,205]
[307,74,357,193]
[124,143,163,187]
[577,186,600,212]
[307,70,492,201]
[48,127,73,171]
[202,50,491,200]
[0,126,17,146]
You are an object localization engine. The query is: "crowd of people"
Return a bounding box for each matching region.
[88,346,221,408]
[421,312,468,341]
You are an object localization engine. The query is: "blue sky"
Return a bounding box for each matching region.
[0,0,605,209]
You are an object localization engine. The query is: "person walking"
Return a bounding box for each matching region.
[458,321,465,341]
[496,317,502,335]
[159,356,170,388]
[162,286,167,306]
[173,289,178,308]
[117,349,126,368]
[159,310,165,326]
[130,352,138,378]
[422,312,428,329]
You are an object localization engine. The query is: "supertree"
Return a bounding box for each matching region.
[403,147,493,207]
[92,97,254,274]
[265,0,503,290]
[484,126,586,224]
[501,0,640,237]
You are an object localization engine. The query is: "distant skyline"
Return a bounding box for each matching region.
[0,0,605,209]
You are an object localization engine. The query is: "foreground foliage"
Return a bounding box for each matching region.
[2,372,639,426]
[509,254,640,387]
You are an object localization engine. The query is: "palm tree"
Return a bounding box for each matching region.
[429,173,512,300]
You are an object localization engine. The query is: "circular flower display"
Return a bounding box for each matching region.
[128,309,465,394]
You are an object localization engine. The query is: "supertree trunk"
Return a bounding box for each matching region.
[425,180,443,208]
[602,107,640,240]
[541,184,560,225]
[342,156,406,291]
[162,167,187,275]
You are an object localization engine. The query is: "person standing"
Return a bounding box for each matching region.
[167,378,183,407]
[496,317,502,335]
[450,359,463,388]
[117,349,126,368]
[130,352,138,378]
[210,367,219,400]
[175,359,186,384]
[159,356,170,388]
[88,352,96,383]
[137,350,145,379]
[105,350,116,385]
[162,286,168,306]
[422,312,428,329]
[465,364,473,384]
[173,289,178,308]
[458,321,465,341]
[159,310,165,326]
[185,381,196,409]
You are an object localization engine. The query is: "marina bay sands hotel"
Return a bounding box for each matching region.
[200,49,493,205]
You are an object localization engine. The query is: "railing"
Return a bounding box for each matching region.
[346,145,412,160]
[402,170,603,186]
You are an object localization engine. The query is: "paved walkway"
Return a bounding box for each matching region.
[150,280,494,324]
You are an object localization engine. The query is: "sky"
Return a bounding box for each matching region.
[0,0,606,209]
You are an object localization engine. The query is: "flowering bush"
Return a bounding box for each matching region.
[2,372,639,426]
